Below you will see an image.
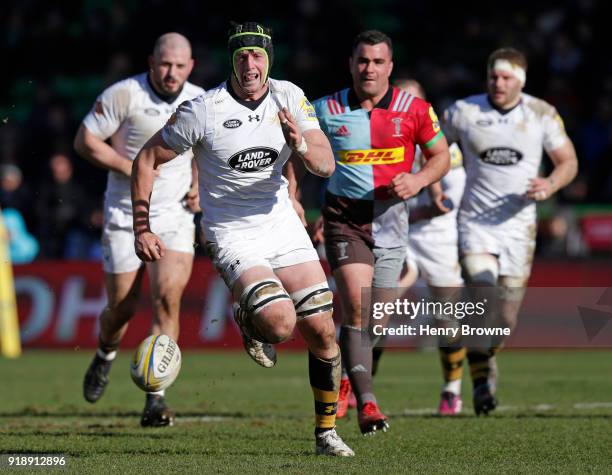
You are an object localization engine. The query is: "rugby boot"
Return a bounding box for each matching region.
[315,428,355,456]
[83,353,113,403]
[233,304,276,368]
[141,394,175,427]
[358,401,389,435]
[473,384,497,416]
[438,391,463,416]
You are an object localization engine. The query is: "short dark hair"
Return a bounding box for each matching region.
[487,47,527,71]
[352,30,393,57]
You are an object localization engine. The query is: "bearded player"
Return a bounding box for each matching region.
[75,33,203,427]
[442,47,578,415]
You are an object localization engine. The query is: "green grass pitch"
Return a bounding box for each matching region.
[1,350,611,473]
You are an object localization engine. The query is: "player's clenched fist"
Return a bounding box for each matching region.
[389,172,426,200]
[278,107,303,152]
[135,231,166,261]
[526,177,555,201]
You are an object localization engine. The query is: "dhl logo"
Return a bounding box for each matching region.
[338,147,405,165]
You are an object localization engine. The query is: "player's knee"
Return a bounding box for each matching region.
[498,276,526,332]
[240,278,294,343]
[340,299,362,326]
[461,254,499,286]
[256,301,296,343]
[314,318,337,346]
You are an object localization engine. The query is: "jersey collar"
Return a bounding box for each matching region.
[486,94,522,115]
[227,78,270,111]
[347,86,393,111]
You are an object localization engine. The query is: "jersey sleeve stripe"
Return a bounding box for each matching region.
[402,95,415,112]
[334,92,343,114]
[340,88,349,110]
[423,130,444,148]
[391,91,405,112]
[326,96,335,115]
[398,92,411,111]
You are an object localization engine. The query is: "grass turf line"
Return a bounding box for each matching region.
[1,350,611,473]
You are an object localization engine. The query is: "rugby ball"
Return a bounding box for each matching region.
[130,334,181,392]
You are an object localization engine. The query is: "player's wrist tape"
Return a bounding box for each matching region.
[295,138,308,155]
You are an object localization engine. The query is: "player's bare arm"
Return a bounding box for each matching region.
[283,154,307,226]
[131,131,178,261]
[74,124,134,177]
[389,136,450,200]
[183,157,201,213]
[278,107,335,177]
[527,140,578,201]
[427,180,452,215]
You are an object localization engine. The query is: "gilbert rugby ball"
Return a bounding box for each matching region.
[130,334,181,392]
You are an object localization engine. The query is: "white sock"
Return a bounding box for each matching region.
[147,390,165,397]
[96,348,117,361]
[442,379,462,395]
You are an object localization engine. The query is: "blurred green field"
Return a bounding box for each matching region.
[1,350,611,473]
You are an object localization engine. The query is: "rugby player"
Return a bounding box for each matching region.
[313,31,450,434]
[74,33,203,427]
[130,22,354,456]
[397,79,467,416]
[442,47,578,415]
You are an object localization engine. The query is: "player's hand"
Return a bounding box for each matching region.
[526,177,554,201]
[278,108,304,153]
[183,186,201,213]
[431,193,453,216]
[290,196,307,226]
[310,215,325,244]
[389,173,425,200]
[134,230,166,262]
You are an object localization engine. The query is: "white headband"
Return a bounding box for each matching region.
[490,59,526,85]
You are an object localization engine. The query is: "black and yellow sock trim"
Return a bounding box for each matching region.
[467,348,498,388]
[439,346,466,382]
[309,349,341,433]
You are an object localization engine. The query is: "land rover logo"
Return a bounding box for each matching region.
[228,147,279,172]
[480,147,523,166]
[223,119,242,129]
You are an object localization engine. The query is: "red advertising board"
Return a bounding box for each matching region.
[580,215,612,251]
[12,258,612,349]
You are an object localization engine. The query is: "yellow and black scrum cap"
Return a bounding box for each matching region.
[228,21,274,81]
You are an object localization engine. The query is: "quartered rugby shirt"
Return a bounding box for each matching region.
[314,86,444,247]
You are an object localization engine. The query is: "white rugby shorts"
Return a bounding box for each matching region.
[407,231,463,287]
[458,219,535,279]
[205,206,319,287]
[102,205,195,274]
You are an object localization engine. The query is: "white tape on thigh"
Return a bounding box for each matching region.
[498,275,528,301]
[240,279,291,315]
[461,254,499,285]
[290,282,334,320]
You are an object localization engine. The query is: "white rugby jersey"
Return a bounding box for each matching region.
[161,78,321,240]
[443,93,567,228]
[83,73,204,215]
[408,143,465,238]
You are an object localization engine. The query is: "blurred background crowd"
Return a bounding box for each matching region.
[1,0,610,262]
